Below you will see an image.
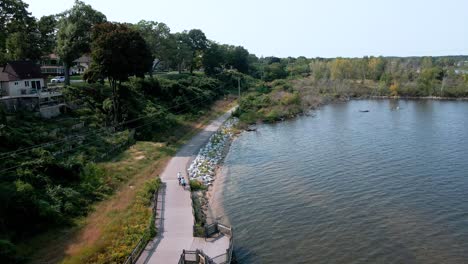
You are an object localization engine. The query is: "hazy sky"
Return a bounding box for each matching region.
[24,0,468,58]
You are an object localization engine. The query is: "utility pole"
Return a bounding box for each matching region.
[238,77,241,112]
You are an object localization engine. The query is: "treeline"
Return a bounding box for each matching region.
[244,56,468,97]
[234,55,468,124]
[0,0,57,64]
[0,0,255,82]
[0,1,260,263]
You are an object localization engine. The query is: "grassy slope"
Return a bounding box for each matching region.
[22,97,237,264]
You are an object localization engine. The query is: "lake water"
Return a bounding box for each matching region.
[220,100,468,264]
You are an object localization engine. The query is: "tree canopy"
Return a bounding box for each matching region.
[85,22,153,124]
[56,0,106,84]
[133,20,173,71]
[0,0,40,63]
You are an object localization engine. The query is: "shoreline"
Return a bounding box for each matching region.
[187,117,239,227]
[137,107,237,263]
[363,95,468,101]
[203,95,468,226]
[204,135,236,225]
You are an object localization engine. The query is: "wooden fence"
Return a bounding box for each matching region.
[187,222,234,264]
[178,249,214,264]
[123,187,160,264]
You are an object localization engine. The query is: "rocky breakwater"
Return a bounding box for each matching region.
[188,117,238,186]
[187,117,238,227]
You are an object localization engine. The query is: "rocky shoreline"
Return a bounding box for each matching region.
[187,117,239,226]
[366,95,468,101]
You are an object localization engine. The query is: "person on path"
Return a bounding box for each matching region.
[177,172,182,185]
[181,178,186,189]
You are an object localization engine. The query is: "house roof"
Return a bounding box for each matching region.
[0,67,8,82]
[74,55,91,63]
[0,67,17,82]
[0,61,43,82]
[42,53,59,60]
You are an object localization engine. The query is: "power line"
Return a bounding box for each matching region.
[0,95,219,175]
[0,95,215,175]
[0,92,214,159]
[1,93,207,158]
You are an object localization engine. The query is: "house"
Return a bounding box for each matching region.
[40,53,66,75]
[40,54,91,76]
[1,61,64,118]
[0,61,45,97]
[72,55,91,74]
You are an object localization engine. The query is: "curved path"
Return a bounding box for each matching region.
[137,108,235,264]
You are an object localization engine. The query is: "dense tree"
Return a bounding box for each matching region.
[330,58,353,80]
[265,56,281,64]
[264,62,288,81]
[185,29,208,73]
[367,56,386,81]
[226,46,250,74]
[286,56,310,77]
[56,0,106,85]
[5,30,41,61]
[0,0,40,63]
[133,20,173,71]
[37,15,57,55]
[417,67,441,96]
[173,32,193,73]
[85,22,153,124]
[309,59,330,80]
[202,42,225,75]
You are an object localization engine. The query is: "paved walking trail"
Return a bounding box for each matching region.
[137,108,234,264]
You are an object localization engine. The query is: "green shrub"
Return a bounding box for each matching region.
[190,180,207,191]
[264,108,281,122]
[191,193,206,231]
[271,79,293,92]
[193,224,205,237]
[255,84,271,94]
[0,240,21,264]
[239,111,258,124]
[279,92,300,106]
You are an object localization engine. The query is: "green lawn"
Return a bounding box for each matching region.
[70,75,84,81]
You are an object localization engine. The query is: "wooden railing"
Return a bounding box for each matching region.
[179,249,214,264]
[123,187,160,264]
[217,223,232,237]
[188,222,234,264]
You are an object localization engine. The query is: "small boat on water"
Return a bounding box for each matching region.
[359,110,370,112]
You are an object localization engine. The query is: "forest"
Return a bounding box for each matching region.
[1,0,468,263]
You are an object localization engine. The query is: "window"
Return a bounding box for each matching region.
[25,81,29,87]
[32,81,36,89]
[36,81,41,90]
[14,82,18,85]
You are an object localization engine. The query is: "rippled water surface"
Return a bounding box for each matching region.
[220,100,468,264]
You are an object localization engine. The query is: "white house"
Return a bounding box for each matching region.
[40,53,66,75]
[0,61,45,97]
[72,55,92,75]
